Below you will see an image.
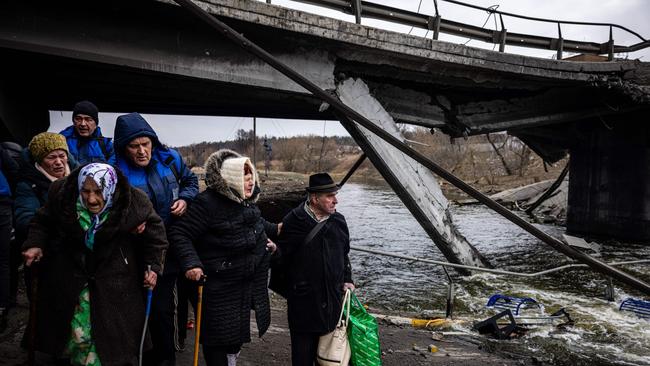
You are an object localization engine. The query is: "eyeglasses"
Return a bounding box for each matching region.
[73,115,95,123]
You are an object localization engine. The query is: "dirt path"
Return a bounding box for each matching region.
[2,290,532,366]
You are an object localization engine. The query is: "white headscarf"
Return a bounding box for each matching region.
[221,157,256,201]
[77,163,118,215]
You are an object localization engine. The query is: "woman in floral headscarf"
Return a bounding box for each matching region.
[22,163,168,366]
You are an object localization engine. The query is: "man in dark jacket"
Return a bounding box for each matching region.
[0,142,19,331]
[60,100,115,165]
[276,173,354,366]
[113,112,198,366]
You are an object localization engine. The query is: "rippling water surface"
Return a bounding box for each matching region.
[337,182,650,366]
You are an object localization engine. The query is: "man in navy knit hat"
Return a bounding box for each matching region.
[60,100,115,165]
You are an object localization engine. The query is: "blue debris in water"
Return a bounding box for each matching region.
[619,298,650,319]
[486,294,542,316]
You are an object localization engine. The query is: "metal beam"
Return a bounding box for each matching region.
[525,162,569,215]
[338,153,366,187]
[171,0,650,295]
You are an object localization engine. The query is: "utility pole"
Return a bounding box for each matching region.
[263,136,272,177]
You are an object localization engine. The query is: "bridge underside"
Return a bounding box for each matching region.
[0,47,332,142]
[1,0,650,241]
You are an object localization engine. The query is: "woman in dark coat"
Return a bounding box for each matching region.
[169,149,278,366]
[14,132,79,243]
[11,132,78,317]
[22,163,168,366]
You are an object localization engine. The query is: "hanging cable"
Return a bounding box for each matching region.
[463,4,499,45]
[407,0,425,35]
[272,119,288,137]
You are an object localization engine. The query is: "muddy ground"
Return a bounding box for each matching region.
[1,289,534,366]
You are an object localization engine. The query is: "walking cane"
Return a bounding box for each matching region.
[192,275,207,366]
[139,265,153,366]
[27,263,38,366]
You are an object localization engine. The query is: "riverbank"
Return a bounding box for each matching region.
[199,166,567,203]
[247,160,568,201]
[0,288,534,366]
[182,295,536,366]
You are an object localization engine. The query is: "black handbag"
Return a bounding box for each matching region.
[269,220,327,298]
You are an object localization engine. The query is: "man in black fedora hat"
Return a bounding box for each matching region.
[275,172,354,365]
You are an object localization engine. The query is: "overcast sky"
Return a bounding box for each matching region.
[48,112,346,147]
[49,0,650,146]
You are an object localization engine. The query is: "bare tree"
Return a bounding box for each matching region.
[486,133,513,175]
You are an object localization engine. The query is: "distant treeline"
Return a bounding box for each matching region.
[175,127,561,183]
[174,129,359,173]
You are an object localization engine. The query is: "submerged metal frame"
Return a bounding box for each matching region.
[351,244,650,317]
[171,0,650,295]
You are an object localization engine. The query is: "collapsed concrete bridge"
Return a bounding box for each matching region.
[1,0,650,264]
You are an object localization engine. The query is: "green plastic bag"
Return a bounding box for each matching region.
[346,292,382,366]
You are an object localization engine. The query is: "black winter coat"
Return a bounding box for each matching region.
[169,150,278,346]
[23,168,168,366]
[277,202,353,334]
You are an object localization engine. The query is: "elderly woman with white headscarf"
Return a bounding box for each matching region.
[22,163,168,366]
[169,149,280,366]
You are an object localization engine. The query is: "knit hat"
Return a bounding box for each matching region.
[28,132,69,163]
[72,100,99,124]
[221,156,256,200]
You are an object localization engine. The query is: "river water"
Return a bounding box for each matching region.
[337,182,650,366]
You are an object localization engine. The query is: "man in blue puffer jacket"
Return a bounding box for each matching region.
[60,100,115,165]
[113,112,198,366]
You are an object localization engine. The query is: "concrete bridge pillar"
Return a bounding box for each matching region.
[567,114,650,242]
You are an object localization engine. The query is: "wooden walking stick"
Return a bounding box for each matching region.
[27,264,38,366]
[192,275,206,366]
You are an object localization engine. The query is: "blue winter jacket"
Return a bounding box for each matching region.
[0,144,19,200]
[0,171,10,198]
[60,125,116,165]
[114,113,199,226]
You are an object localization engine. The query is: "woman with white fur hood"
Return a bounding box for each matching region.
[169,149,279,366]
